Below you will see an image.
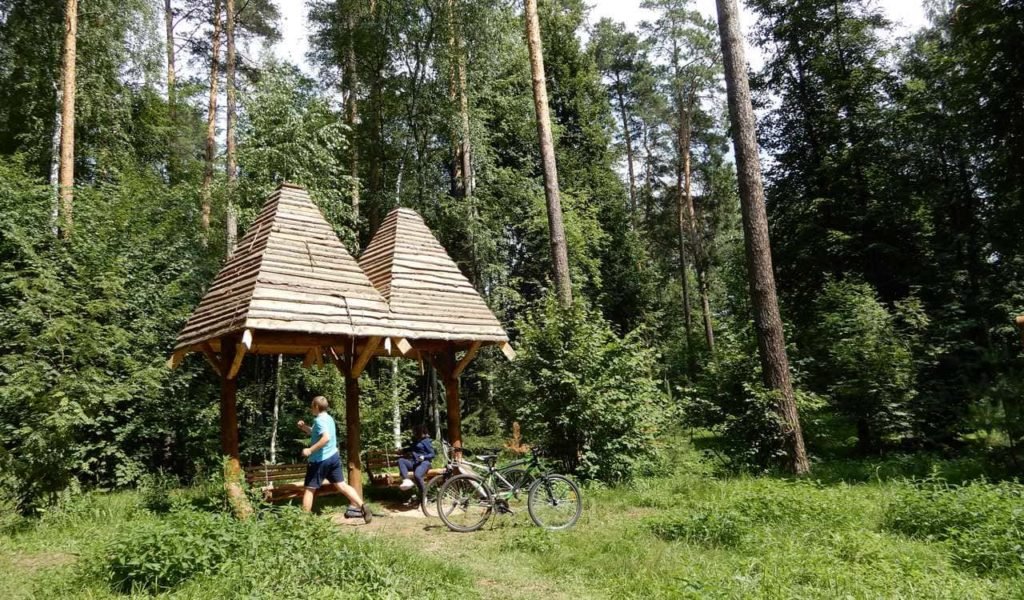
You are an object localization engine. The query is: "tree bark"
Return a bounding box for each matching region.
[446,0,473,198]
[165,0,176,118]
[716,0,809,474]
[680,95,715,354]
[525,0,572,307]
[58,0,77,240]
[344,8,360,222]
[225,0,238,256]
[675,107,693,345]
[201,0,222,244]
[270,354,282,464]
[49,81,62,238]
[615,84,637,220]
[392,358,402,449]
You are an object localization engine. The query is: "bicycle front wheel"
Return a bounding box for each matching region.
[437,474,493,532]
[527,474,582,530]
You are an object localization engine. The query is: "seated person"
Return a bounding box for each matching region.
[398,424,435,492]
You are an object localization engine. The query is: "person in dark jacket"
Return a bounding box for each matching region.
[398,424,435,492]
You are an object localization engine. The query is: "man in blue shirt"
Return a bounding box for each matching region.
[297,395,371,523]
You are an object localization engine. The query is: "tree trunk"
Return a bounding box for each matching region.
[525,0,572,307]
[225,0,238,256]
[716,0,809,474]
[681,100,715,354]
[392,358,402,449]
[345,9,360,223]
[675,115,693,344]
[165,0,176,118]
[447,0,473,198]
[49,81,62,238]
[58,0,77,240]
[270,354,282,464]
[615,85,637,221]
[201,0,222,244]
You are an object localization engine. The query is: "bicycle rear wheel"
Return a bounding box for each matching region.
[527,474,582,530]
[437,474,493,532]
[421,474,444,518]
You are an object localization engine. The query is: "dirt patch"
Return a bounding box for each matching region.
[10,552,76,572]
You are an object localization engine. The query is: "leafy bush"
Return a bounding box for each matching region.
[803,280,924,451]
[499,296,669,483]
[883,479,1024,576]
[647,507,748,547]
[137,471,179,514]
[102,510,237,593]
[96,507,475,596]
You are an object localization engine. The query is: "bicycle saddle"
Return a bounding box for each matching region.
[476,454,498,464]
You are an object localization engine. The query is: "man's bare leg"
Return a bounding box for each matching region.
[302,488,316,512]
[333,481,364,507]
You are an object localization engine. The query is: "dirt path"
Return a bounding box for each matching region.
[331,502,578,599]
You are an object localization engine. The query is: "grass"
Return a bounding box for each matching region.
[2,441,1023,598]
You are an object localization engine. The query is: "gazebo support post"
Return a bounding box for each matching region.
[219,338,252,518]
[435,348,463,458]
[344,369,363,498]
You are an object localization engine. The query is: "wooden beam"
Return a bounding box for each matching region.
[241,328,253,350]
[452,341,482,379]
[499,341,517,361]
[302,347,319,368]
[220,342,252,518]
[227,342,246,380]
[166,349,186,370]
[443,369,462,458]
[201,343,223,377]
[345,369,363,497]
[392,337,412,356]
[350,336,382,378]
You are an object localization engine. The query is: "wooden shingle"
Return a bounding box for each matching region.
[358,208,509,345]
[173,184,394,352]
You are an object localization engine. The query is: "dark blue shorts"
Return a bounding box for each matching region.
[305,453,344,489]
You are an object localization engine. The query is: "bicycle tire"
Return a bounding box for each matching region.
[437,473,493,533]
[421,474,444,518]
[527,474,582,530]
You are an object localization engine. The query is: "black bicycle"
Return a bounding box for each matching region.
[420,440,533,518]
[435,446,582,532]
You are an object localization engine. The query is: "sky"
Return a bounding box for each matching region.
[273,0,931,74]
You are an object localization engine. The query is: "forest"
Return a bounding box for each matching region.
[1,0,1024,597]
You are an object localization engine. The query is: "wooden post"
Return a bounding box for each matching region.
[344,363,363,497]
[436,349,463,456]
[219,338,251,517]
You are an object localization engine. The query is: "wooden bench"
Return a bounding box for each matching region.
[364,450,443,487]
[243,462,342,502]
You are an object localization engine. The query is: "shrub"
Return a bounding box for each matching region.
[499,296,669,483]
[883,479,1024,576]
[647,507,749,547]
[102,510,238,593]
[137,471,179,514]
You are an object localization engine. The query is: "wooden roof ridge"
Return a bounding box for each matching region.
[173,184,394,352]
[358,207,511,348]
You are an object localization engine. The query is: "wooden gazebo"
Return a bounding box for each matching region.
[358,207,515,456]
[168,184,513,498]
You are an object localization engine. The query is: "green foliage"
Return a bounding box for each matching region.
[647,507,748,547]
[137,471,179,515]
[803,280,923,450]
[96,506,475,596]
[884,479,1024,576]
[500,296,668,483]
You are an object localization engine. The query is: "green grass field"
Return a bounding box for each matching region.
[3,442,1022,599]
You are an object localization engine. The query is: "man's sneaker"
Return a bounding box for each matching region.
[361,504,373,524]
[399,478,415,491]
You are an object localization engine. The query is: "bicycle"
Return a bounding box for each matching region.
[420,440,533,518]
[435,446,582,532]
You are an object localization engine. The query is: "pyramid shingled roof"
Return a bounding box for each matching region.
[173,184,393,351]
[358,208,509,344]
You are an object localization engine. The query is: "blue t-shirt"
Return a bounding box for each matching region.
[309,412,339,463]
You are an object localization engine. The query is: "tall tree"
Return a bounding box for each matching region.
[525,0,572,307]
[447,0,472,198]
[57,0,78,239]
[715,0,809,474]
[590,18,643,221]
[225,0,238,255]
[201,0,222,241]
[645,0,721,354]
[343,2,360,221]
